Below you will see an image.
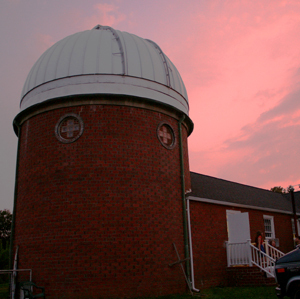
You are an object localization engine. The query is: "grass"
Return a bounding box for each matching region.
[0,283,9,299]
[0,284,277,299]
[199,286,277,299]
[140,286,277,299]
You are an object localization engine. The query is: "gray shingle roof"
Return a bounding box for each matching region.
[189,172,300,214]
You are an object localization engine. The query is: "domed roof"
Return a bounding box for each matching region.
[20,25,189,115]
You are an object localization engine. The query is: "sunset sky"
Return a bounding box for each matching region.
[1,0,300,211]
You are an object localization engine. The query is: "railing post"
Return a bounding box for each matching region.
[247,239,253,266]
[225,241,231,267]
[265,240,269,257]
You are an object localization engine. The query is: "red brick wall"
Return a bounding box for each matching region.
[13,102,191,298]
[189,201,229,288]
[247,209,294,253]
[226,266,276,287]
[189,201,295,289]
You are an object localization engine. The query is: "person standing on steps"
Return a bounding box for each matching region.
[255,231,266,253]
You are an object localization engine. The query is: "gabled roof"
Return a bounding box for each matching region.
[189,172,300,214]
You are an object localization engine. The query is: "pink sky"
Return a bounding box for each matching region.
[1,0,300,210]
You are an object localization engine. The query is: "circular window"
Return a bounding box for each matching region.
[157,123,176,149]
[55,113,84,143]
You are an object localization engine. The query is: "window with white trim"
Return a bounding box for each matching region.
[263,215,275,239]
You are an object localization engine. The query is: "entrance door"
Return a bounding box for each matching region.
[227,211,251,265]
[227,211,251,243]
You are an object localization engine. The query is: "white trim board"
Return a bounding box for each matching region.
[187,196,299,216]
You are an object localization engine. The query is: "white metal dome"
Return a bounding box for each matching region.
[20,25,189,115]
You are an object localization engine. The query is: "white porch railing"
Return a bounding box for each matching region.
[226,240,252,267]
[250,243,276,277]
[264,241,285,261]
[226,240,285,278]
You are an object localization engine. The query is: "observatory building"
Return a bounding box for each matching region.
[12,25,193,298]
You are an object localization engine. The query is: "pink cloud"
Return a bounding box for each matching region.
[34,33,55,53]
[190,84,300,190]
[83,3,126,29]
[186,0,300,190]
[4,0,300,208]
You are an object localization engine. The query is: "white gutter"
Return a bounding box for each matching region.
[186,198,200,292]
[187,195,300,216]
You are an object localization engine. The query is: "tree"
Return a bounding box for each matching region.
[270,186,285,193]
[0,245,9,281]
[0,209,12,249]
[287,185,295,193]
[0,210,11,283]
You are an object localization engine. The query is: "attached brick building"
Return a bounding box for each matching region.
[188,172,300,288]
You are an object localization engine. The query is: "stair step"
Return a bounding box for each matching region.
[226,266,276,287]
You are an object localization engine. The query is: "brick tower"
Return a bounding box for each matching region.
[12,25,193,299]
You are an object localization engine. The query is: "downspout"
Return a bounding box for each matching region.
[187,198,200,292]
[178,115,191,287]
[291,189,299,237]
[9,123,21,270]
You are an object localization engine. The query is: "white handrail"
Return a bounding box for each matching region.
[0,269,32,299]
[264,241,285,260]
[250,243,275,277]
[226,240,285,278]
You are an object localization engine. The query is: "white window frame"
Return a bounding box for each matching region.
[263,215,275,239]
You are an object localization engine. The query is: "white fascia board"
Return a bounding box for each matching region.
[20,75,189,115]
[187,196,300,216]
